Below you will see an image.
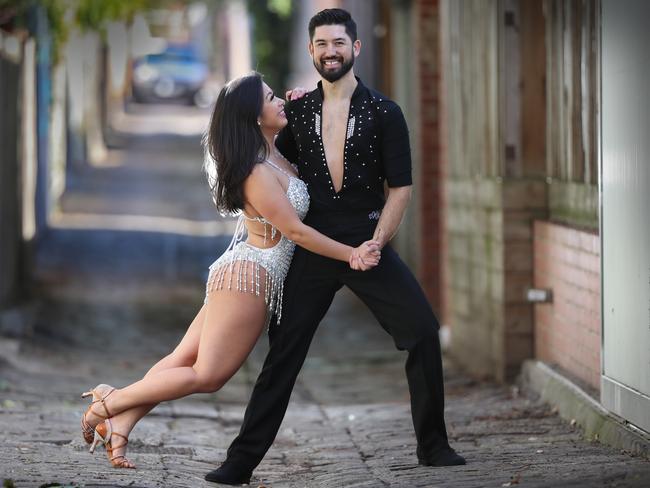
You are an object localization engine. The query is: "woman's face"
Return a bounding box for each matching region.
[258,82,287,133]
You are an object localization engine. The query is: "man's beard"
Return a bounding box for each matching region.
[313,54,355,83]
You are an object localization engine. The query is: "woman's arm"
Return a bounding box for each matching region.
[243,165,380,267]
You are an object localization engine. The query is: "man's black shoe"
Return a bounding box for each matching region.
[204,463,253,485]
[418,448,466,467]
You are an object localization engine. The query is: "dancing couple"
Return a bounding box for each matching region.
[79,8,465,485]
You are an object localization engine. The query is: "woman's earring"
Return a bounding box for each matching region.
[257,120,262,126]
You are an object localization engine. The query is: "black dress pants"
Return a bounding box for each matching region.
[224,225,450,470]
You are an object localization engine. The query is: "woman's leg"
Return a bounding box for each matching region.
[103,303,209,442]
[99,275,268,422]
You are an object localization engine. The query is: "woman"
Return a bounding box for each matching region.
[79,72,380,468]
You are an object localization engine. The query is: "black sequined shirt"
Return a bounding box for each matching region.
[276,77,412,230]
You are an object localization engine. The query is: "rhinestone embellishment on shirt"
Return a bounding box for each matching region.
[315,113,321,135]
[346,116,356,140]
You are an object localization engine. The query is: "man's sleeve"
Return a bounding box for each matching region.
[275,110,299,166]
[379,102,412,187]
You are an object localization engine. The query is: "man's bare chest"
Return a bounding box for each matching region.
[321,103,350,191]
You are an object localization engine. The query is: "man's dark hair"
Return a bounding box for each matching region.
[308,8,357,42]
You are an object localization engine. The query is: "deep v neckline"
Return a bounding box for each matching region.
[319,101,352,195]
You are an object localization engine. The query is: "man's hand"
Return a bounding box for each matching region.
[349,240,381,271]
[285,86,309,101]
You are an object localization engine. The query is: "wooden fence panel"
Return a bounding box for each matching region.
[0,51,24,307]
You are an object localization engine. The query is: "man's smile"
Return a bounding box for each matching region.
[322,58,343,68]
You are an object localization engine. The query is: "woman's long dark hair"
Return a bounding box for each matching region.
[204,72,269,215]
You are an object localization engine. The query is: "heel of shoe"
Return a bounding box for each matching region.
[89,434,102,454]
[81,391,93,399]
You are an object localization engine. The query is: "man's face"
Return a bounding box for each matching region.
[309,24,360,83]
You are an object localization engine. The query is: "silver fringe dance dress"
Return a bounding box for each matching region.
[204,160,310,324]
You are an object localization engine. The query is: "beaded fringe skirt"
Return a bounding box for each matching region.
[204,223,295,324]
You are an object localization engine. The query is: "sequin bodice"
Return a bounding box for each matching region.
[204,162,310,326]
[242,161,309,228]
[248,175,308,226]
[285,176,310,220]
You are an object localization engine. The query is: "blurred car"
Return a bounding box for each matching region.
[132,43,211,106]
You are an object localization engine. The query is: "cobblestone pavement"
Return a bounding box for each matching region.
[2,285,649,488]
[2,104,649,487]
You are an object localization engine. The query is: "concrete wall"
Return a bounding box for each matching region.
[446,179,505,377]
[444,178,547,380]
[441,0,504,378]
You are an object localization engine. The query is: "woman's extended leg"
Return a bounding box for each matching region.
[95,303,209,446]
[83,303,209,467]
[96,277,268,427]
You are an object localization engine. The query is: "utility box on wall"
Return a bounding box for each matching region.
[601,0,650,433]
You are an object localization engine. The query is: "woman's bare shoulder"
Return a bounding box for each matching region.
[244,162,280,192]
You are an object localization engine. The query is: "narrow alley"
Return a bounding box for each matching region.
[1,103,648,488]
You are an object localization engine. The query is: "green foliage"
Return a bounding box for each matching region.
[0,0,23,10]
[0,0,190,65]
[248,0,294,92]
[267,0,291,18]
[0,1,73,64]
[74,0,170,32]
[2,0,293,80]
[42,0,69,65]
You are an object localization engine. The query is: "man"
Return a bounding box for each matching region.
[205,8,465,485]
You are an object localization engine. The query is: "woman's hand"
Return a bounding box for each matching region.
[349,240,381,271]
[285,86,309,101]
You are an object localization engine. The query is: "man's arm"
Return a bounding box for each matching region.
[375,100,413,248]
[373,185,412,248]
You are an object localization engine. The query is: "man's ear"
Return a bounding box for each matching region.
[308,41,314,57]
[353,39,361,57]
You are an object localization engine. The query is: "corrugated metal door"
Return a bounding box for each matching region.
[601,0,650,432]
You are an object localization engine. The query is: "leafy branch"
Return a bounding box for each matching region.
[0,0,190,64]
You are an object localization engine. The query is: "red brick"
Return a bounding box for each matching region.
[532,221,602,390]
[578,252,600,274]
[579,229,599,251]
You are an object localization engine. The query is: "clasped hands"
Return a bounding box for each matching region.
[349,240,381,271]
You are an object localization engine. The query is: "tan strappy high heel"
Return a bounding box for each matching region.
[80,384,115,444]
[90,418,135,469]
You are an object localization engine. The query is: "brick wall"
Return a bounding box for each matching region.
[416,0,446,320]
[533,221,601,390]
